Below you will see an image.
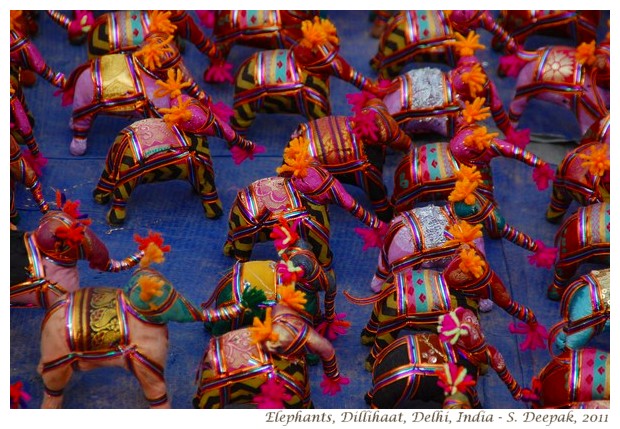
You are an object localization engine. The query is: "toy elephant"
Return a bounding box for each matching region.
[370,10,518,79]
[193,302,348,409]
[61,32,219,155]
[549,201,609,301]
[37,236,265,409]
[366,308,536,408]
[224,140,384,273]
[350,244,546,368]
[503,42,610,138]
[10,193,142,308]
[531,348,609,409]
[546,141,609,223]
[288,96,412,221]
[549,268,609,355]
[10,135,48,224]
[199,10,320,83]
[381,34,530,145]
[492,11,601,51]
[93,94,258,225]
[203,233,334,336]
[369,170,556,293]
[47,10,221,66]
[10,21,66,89]
[231,16,384,134]
[390,123,552,213]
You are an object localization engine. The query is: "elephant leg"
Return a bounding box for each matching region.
[69,113,94,156]
[360,166,393,222]
[107,177,139,225]
[546,182,573,224]
[39,367,73,409]
[303,77,330,121]
[549,259,579,301]
[132,361,170,409]
[367,327,400,371]
[231,100,257,134]
[361,306,381,346]
[93,163,115,205]
[224,203,258,261]
[192,159,223,219]
[508,94,529,130]
[303,205,334,270]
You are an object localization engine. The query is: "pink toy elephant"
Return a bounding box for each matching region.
[546,141,609,223]
[10,194,142,308]
[60,33,230,156]
[10,27,66,89]
[10,135,48,223]
[502,42,610,138]
[288,96,412,221]
[390,123,552,213]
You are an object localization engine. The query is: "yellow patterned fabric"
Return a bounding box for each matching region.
[99,55,140,111]
[240,260,278,301]
[69,288,124,352]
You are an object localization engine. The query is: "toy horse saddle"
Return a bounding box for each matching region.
[104,11,150,52]
[230,10,280,31]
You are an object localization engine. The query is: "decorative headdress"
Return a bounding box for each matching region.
[448,31,485,57]
[459,63,487,98]
[270,216,301,254]
[461,97,490,124]
[148,10,177,35]
[457,246,486,279]
[435,362,476,397]
[462,125,498,151]
[159,95,193,128]
[448,165,482,205]
[578,144,610,176]
[276,136,313,178]
[299,16,339,50]
[575,40,597,67]
[52,190,92,250]
[154,68,191,98]
[437,307,469,344]
[275,283,307,313]
[250,307,279,344]
[134,230,171,268]
[135,34,177,71]
[443,220,483,247]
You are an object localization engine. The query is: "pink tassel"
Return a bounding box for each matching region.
[204,62,234,84]
[346,91,375,115]
[22,149,48,177]
[195,10,216,28]
[354,223,388,250]
[207,100,234,124]
[527,240,558,268]
[320,374,350,396]
[498,53,528,78]
[316,313,351,340]
[68,11,94,40]
[10,381,32,409]
[276,260,305,284]
[353,109,379,141]
[532,165,555,191]
[509,322,548,351]
[230,144,266,165]
[252,378,293,409]
[270,218,301,252]
[505,127,531,149]
[57,85,74,106]
[519,388,539,402]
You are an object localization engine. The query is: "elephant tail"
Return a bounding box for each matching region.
[343,286,393,306]
[57,62,90,106]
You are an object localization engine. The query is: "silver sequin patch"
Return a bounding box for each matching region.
[411,204,449,249]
